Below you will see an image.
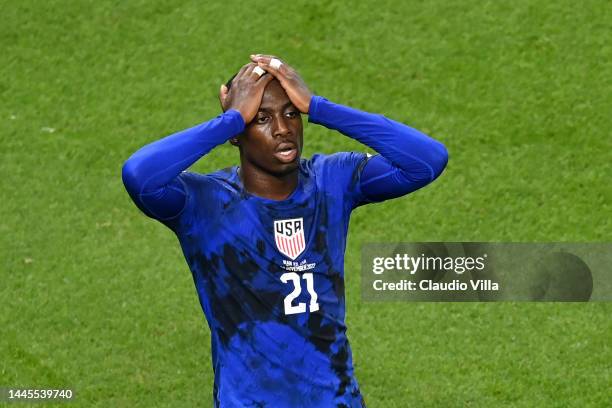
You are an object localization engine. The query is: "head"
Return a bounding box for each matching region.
[224,76,303,177]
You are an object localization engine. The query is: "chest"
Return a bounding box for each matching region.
[196,188,349,266]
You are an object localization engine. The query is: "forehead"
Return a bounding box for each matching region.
[259,79,292,110]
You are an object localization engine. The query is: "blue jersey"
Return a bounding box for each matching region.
[168,153,367,406]
[122,95,448,407]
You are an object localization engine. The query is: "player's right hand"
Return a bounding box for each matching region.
[219,63,274,123]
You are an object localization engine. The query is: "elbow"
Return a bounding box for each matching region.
[429,142,449,181]
[121,155,142,196]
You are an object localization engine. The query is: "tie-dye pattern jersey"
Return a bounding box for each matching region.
[122,95,449,406]
[165,153,369,407]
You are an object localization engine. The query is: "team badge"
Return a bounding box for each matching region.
[274,218,306,260]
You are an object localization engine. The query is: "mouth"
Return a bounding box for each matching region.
[274,142,298,164]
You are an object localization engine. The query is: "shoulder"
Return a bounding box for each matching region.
[168,167,239,232]
[178,167,240,197]
[179,166,236,185]
[301,152,369,206]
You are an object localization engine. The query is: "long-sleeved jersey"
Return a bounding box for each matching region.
[122,96,448,407]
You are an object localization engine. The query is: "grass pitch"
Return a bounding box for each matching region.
[1,1,610,406]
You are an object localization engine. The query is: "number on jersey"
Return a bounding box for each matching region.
[280,272,319,315]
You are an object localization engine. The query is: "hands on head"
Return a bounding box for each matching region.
[219,55,313,123]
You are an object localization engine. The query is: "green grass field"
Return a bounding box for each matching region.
[1,0,611,406]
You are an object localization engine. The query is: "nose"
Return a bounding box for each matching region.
[272,114,291,138]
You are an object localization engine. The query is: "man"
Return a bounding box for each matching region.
[122,55,448,407]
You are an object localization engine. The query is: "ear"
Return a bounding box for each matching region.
[219,84,229,110]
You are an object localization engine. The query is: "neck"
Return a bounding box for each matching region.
[238,161,299,201]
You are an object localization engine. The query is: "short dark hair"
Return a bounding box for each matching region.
[221,73,238,113]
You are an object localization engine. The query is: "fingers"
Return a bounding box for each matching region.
[251,55,280,67]
[239,62,270,81]
[234,62,252,80]
[250,54,287,77]
[250,54,280,64]
[225,62,268,90]
[243,63,256,77]
[256,71,274,88]
[250,55,311,113]
[252,66,267,78]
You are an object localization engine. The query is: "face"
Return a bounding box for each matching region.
[234,79,303,176]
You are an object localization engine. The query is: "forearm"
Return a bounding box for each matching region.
[121,109,244,218]
[308,96,448,201]
[308,96,447,179]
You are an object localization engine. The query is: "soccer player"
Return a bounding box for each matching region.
[122,55,448,407]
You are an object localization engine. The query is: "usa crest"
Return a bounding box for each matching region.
[274,218,306,260]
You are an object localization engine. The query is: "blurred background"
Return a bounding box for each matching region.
[1,0,610,406]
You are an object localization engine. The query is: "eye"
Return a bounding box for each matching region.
[256,115,269,124]
[286,111,299,119]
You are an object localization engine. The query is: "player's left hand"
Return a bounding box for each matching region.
[250,54,313,114]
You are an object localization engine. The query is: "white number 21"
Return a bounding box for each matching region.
[280,272,319,315]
